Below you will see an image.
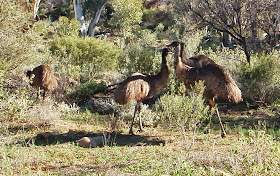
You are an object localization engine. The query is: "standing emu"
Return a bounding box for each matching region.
[26,65,58,100]
[114,48,170,135]
[168,41,242,138]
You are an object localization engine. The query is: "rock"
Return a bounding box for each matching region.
[77,136,105,148]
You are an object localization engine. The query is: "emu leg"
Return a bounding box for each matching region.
[129,102,143,135]
[129,102,139,135]
[36,87,40,101]
[216,107,226,138]
[138,103,144,132]
[129,107,136,135]
[43,89,47,101]
[205,99,214,134]
[209,99,226,138]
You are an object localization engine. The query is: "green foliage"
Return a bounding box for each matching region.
[84,0,106,13]
[0,0,33,33]
[179,30,207,58]
[38,0,74,21]
[0,1,29,72]
[49,35,121,73]
[109,0,143,33]
[142,7,174,31]
[0,0,51,80]
[54,16,81,37]
[69,81,107,101]
[117,29,159,74]
[197,34,223,52]
[122,44,156,74]
[0,88,31,123]
[156,81,211,132]
[237,52,280,104]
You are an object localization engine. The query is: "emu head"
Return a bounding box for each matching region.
[26,71,32,79]
[166,41,180,48]
[162,48,170,56]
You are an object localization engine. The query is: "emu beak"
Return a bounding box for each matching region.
[166,48,173,54]
[166,41,179,48]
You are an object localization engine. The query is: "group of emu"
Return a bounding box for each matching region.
[27,41,242,138]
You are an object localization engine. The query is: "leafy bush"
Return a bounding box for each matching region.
[196,34,223,52]
[109,0,143,33]
[54,16,81,37]
[122,45,157,74]
[38,0,75,21]
[69,81,107,101]
[142,7,174,31]
[0,1,49,78]
[49,35,121,73]
[237,51,280,104]
[117,29,160,75]
[49,16,121,79]
[156,81,211,133]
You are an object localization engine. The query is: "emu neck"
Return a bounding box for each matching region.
[160,53,169,76]
[180,43,186,61]
[174,45,184,70]
[149,53,170,96]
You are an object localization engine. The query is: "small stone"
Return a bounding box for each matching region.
[77,136,104,148]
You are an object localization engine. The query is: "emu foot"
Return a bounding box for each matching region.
[221,132,227,138]
[129,129,135,136]
[204,127,211,134]
[138,128,145,133]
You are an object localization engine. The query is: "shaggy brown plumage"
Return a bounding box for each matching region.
[168,41,242,138]
[26,65,58,100]
[180,42,216,67]
[114,48,170,135]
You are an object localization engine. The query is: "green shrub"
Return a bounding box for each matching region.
[49,36,121,73]
[196,34,223,52]
[108,0,143,33]
[69,81,107,101]
[38,0,75,21]
[123,45,156,74]
[237,51,280,104]
[54,16,81,37]
[117,29,160,75]
[0,1,47,77]
[142,7,174,31]
[156,81,211,132]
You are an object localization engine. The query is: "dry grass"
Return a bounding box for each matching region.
[1,99,280,175]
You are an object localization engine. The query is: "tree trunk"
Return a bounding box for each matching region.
[276,10,280,26]
[33,0,41,20]
[242,38,251,64]
[88,6,104,37]
[276,10,280,33]
[73,0,86,36]
[250,2,259,52]
[222,32,229,47]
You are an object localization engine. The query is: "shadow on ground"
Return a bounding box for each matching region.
[20,131,166,147]
[218,102,280,131]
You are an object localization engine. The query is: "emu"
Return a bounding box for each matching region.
[26,65,58,100]
[168,41,242,138]
[114,48,170,135]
